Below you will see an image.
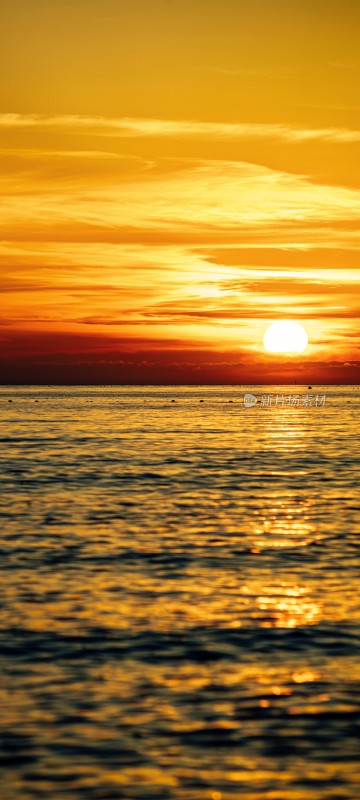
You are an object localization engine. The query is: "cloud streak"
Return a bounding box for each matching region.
[1,158,360,244]
[1,113,360,143]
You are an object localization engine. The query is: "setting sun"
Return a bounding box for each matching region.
[263,321,308,354]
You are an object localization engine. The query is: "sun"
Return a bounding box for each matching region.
[264,321,308,353]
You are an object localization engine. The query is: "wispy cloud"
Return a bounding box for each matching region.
[1,113,360,143]
[1,158,360,241]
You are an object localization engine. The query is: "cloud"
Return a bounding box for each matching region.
[1,158,360,249]
[1,113,360,144]
[203,247,360,268]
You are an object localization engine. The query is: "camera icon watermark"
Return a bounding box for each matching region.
[244,393,257,407]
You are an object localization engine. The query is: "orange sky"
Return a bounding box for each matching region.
[0,0,359,383]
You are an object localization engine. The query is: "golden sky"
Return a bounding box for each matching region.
[0,0,359,383]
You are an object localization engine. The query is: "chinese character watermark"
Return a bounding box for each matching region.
[244,393,326,408]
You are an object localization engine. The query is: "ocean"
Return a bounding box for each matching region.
[0,385,359,800]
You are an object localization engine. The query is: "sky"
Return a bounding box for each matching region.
[0,0,359,384]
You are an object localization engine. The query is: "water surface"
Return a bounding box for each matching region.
[0,385,359,799]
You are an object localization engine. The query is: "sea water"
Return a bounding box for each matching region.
[0,386,359,799]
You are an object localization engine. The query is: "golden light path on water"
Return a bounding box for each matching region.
[0,386,359,800]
